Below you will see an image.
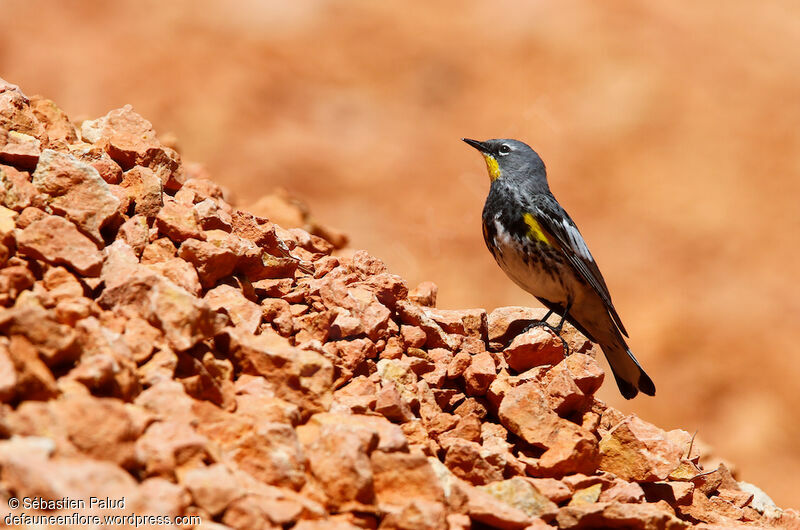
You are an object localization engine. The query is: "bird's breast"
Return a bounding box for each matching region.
[485,217,574,305]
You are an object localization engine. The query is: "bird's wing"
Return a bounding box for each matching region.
[531,200,629,337]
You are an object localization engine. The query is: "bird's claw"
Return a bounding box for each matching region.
[520,319,571,357]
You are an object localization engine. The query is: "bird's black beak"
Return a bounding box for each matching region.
[462,138,489,153]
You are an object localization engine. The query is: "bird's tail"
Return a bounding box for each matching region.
[602,341,656,399]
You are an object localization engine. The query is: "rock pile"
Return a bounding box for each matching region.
[0,78,797,529]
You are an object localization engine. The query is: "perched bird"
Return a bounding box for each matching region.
[463,138,655,399]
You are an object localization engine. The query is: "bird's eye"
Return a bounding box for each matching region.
[498,144,511,155]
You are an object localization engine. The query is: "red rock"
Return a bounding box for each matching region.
[642,481,695,505]
[328,307,365,339]
[381,499,447,530]
[454,479,534,529]
[177,237,237,288]
[0,295,78,365]
[319,280,391,341]
[438,413,482,445]
[716,487,754,508]
[141,237,177,263]
[11,206,48,229]
[408,281,438,307]
[355,272,408,310]
[7,395,148,469]
[219,327,333,415]
[252,277,294,298]
[446,351,471,379]
[98,270,225,351]
[371,450,445,511]
[690,462,738,496]
[499,382,599,476]
[295,520,360,530]
[80,105,182,189]
[261,298,294,336]
[230,209,281,248]
[298,412,407,453]
[0,86,45,140]
[305,422,376,509]
[16,215,103,276]
[117,214,149,256]
[136,420,210,478]
[708,495,744,520]
[396,300,458,350]
[526,478,572,504]
[598,416,687,482]
[293,310,335,343]
[0,450,154,522]
[375,382,415,423]
[478,476,557,521]
[503,326,564,372]
[122,315,162,363]
[376,358,419,405]
[539,354,602,417]
[205,227,297,281]
[155,198,204,243]
[0,129,41,169]
[28,96,77,148]
[64,316,140,399]
[32,149,120,243]
[488,306,549,346]
[463,352,496,396]
[182,177,225,201]
[0,342,16,402]
[194,197,232,231]
[288,227,334,255]
[1,164,42,211]
[401,325,427,348]
[101,239,141,290]
[0,203,15,233]
[221,494,291,528]
[331,377,377,414]
[0,265,35,306]
[145,257,202,296]
[235,388,300,429]
[210,419,308,491]
[542,364,588,416]
[205,284,262,333]
[598,478,646,503]
[42,266,84,301]
[313,255,339,278]
[325,339,376,383]
[443,439,504,485]
[675,488,740,525]
[120,166,163,219]
[556,502,686,529]
[568,483,603,506]
[560,353,604,395]
[69,144,123,184]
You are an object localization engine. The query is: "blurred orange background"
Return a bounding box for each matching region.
[2,0,798,507]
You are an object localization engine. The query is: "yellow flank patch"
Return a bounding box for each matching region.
[482,154,501,181]
[523,212,550,245]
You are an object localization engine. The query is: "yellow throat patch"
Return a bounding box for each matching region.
[522,212,551,245]
[482,154,501,181]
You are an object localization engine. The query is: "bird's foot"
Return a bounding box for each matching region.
[520,320,572,357]
[558,334,571,357]
[521,319,554,334]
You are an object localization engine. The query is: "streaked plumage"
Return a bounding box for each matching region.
[464,138,655,399]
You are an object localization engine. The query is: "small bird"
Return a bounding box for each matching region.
[463,138,655,399]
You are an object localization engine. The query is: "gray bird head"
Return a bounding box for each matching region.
[462,138,548,189]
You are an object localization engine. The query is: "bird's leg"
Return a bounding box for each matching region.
[554,307,569,332]
[553,302,573,355]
